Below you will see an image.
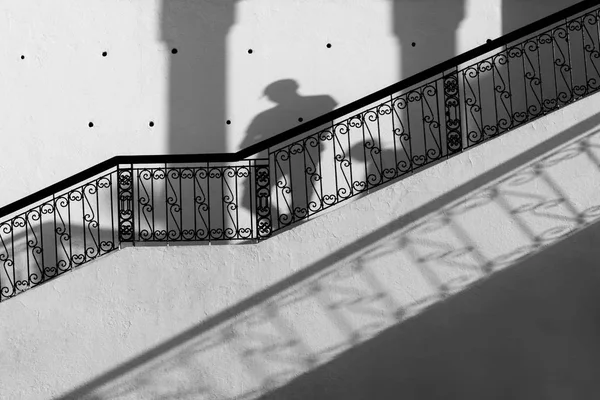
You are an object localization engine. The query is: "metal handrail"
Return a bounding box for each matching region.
[1,0,597,220]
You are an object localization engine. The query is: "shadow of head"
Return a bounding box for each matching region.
[251,78,337,134]
[262,79,301,105]
[239,79,338,213]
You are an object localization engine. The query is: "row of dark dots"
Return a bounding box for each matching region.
[19,40,500,60]
[88,119,306,127]
[28,39,428,127]
[19,42,431,60]
[88,118,310,127]
[89,118,307,127]
[408,40,495,47]
[181,43,335,55]
[88,121,155,128]
[19,43,335,59]
[18,41,505,59]
[225,117,305,125]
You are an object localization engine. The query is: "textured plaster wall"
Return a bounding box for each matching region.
[0,0,594,399]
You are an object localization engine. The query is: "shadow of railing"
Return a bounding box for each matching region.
[55,109,600,399]
[259,204,600,400]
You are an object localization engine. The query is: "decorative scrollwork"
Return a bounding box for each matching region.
[5,2,600,304]
[256,164,272,239]
[118,168,134,242]
[442,70,462,155]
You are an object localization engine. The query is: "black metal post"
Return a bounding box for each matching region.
[443,68,464,155]
[117,165,135,242]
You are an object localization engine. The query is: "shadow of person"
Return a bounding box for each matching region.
[239,79,337,155]
[238,80,337,228]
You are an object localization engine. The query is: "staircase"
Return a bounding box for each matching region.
[4,1,600,399]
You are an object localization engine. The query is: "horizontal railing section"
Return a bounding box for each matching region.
[118,160,271,242]
[1,0,599,301]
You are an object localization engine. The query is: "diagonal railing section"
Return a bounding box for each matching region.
[267,1,600,230]
[1,0,599,302]
[268,77,448,231]
[0,169,119,301]
[461,13,600,147]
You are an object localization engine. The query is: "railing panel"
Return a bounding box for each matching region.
[269,77,446,232]
[444,69,463,155]
[130,161,269,242]
[0,171,118,302]
[265,3,600,235]
[463,7,600,151]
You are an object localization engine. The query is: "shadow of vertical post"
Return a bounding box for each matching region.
[392,0,466,79]
[502,0,582,35]
[154,1,241,243]
[161,0,239,155]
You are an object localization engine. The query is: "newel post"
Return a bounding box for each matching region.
[443,68,464,156]
[117,165,135,242]
[254,161,272,240]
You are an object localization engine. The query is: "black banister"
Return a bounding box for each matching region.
[3,0,600,302]
[0,157,119,219]
[0,0,597,221]
[238,0,598,158]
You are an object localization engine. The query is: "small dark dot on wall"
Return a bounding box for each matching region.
[171,48,178,54]
[20,55,25,60]
[298,117,304,122]
[411,42,416,47]
[486,39,492,43]
[226,120,231,125]
[88,122,94,128]
[149,121,155,127]
[248,49,253,54]
[326,43,332,48]
[102,51,108,57]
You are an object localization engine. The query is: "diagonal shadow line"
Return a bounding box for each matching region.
[57,110,600,399]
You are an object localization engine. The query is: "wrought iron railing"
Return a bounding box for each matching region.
[1,0,599,302]
[117,160,272,242]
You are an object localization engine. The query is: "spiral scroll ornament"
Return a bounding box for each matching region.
[117,168,134,242]
[255,165,272,239]
[444,71,463,154]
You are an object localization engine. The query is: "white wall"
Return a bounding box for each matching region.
[0,0,594,399]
